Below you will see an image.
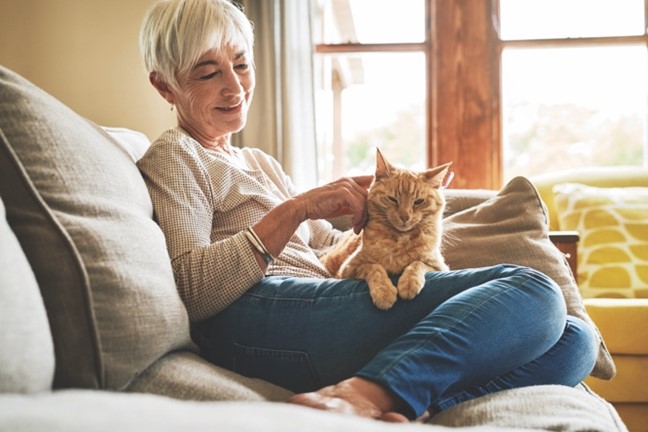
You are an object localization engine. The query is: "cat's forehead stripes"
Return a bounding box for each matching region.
[394,174,418,197]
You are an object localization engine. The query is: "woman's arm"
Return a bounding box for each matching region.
[249,175,373,270]
[138,136,265,321]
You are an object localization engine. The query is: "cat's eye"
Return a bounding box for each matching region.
[414,198,425,206]
[388,196,398,205]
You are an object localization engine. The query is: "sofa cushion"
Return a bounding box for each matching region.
[584,298,648,355]
[125,351,292,402]
[0,65,193,390]
[0,385,627,432]
[101,126,151,162]
[430,384,626,431]
[0,193,55,393]
[530,166,648,231]
[585,354,648,403]
[442,176,615,380]
[552,182,648,299]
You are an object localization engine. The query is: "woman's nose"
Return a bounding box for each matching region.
[221,69,244,95]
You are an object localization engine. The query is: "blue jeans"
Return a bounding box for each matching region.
[192,264,598,419]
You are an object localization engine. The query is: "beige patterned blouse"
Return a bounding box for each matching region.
[137,128,343,322]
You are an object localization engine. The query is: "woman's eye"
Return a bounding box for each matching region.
[236,63,249,71]
[199,71,220,80]
[414,198,425,206]
[388,196,398,205]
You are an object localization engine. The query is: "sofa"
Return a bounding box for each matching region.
[0,64,629,431]
[532,168,648,431]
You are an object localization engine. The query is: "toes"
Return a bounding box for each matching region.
[380,412,410,423]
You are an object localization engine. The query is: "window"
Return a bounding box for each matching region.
[498,0,648,182]
[311,0,428,183]
[311,1,648,188]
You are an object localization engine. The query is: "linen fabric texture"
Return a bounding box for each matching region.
[0,194,55,393]
[0,66,193,390]
[0,384,628,432]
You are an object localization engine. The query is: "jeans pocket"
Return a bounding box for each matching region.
[232,343,320,393]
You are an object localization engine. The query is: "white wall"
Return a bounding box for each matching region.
[0,0,175,140]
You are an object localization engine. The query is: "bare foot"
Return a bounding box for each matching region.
[287,377,409,423]
[380,412,410,423]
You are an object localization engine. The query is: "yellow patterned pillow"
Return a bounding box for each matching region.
[553,183,648,299]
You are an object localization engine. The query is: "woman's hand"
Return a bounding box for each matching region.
[249,175,372,271]
[293,175,373,234]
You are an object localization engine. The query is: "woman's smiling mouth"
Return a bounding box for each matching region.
[216,100,243,112]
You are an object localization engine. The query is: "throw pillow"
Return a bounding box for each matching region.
[442,176,615,380]
[101,125,151,162]
[0,193,55,393]
[0,65,193,390]
[552,182,648,299]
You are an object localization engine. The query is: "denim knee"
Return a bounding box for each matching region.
[499,265,566,316]
[565,316,598,383]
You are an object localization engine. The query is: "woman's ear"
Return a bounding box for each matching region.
[149,72,175,105]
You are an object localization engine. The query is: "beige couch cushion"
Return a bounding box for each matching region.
[0,384,627,432]
[442,177,615,380]
[125,351,293,402]
[0,193,54,393]
[0,65,193,390]
[430,384,626,431]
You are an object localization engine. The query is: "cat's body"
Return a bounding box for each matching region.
[320,150,451,310]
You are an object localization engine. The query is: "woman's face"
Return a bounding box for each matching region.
[172,45,255,148]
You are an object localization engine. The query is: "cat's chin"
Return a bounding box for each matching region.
[390,223,418,233]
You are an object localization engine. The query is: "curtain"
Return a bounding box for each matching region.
[234,0,318,190]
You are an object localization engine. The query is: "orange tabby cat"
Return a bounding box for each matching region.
[321,150,451,310]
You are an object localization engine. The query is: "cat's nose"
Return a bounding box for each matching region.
[400,214,410,223]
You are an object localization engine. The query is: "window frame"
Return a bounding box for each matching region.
[313,0,434,183]
[494,0,648,185]
[314,0,648,189]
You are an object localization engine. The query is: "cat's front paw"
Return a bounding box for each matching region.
[369,281,398,310]
[397,272,425,301]
[431,261,449,272]
[424,257,449,272]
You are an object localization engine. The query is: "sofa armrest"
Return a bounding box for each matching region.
[549,231,579,276]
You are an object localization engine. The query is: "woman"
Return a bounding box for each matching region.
[137,0,597,422]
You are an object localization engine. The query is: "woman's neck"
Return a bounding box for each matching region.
[177,125,233,154]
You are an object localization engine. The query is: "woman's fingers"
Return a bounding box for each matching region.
[338,177,371,231]
[351,175,374,190]
[296,176,372,230]
[331,176,372,196]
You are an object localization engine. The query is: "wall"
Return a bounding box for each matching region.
[0,0,175,141]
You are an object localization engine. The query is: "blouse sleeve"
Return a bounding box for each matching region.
[137,137,263,322]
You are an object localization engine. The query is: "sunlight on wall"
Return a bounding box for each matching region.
[0,0,175,141]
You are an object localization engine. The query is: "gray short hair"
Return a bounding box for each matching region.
[140,0,254,88]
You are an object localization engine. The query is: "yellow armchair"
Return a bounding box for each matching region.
[531,166,648,431]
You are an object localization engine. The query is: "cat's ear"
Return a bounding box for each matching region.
[422,162,452,188]
[375,148,393,179]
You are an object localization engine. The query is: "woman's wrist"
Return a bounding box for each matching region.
[244,227,275,265]
[250,198,305,263]
[288,195,310,223]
